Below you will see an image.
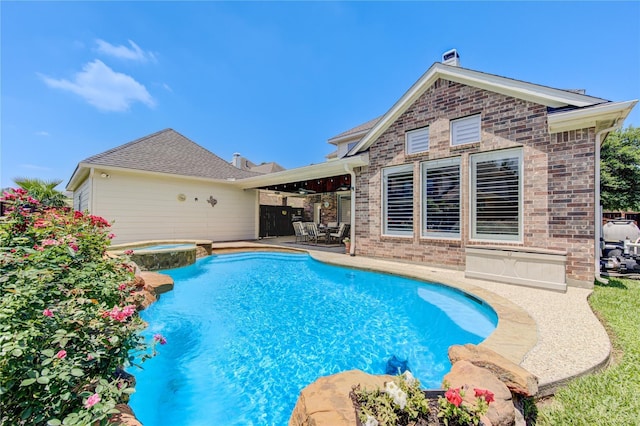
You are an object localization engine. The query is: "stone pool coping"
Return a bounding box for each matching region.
[108,239,213,255]
[211,241,612,397]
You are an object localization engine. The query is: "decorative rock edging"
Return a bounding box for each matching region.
[289,344,539,426]
[448,344,538,397]
[290,370,394,426]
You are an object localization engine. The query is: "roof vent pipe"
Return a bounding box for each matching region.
[442,49,460,67]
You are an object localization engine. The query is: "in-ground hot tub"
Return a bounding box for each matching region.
[108,240,212,271]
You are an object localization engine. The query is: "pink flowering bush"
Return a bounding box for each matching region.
[437,383,494,426]
[0,189,156,425]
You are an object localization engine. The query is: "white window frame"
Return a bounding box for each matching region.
[421,157,461,239]
[451,114,481,146]
[406,127,430,154]
[470,148,523,242]
[382,164,414,237]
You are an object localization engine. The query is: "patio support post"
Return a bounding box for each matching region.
[344,163,357,256]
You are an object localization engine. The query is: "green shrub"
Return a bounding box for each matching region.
[0,188,158,425]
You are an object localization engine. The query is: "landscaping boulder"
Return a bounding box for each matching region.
[132,275,145,289]
[109,404,142,426]
[289,370,393,426]
[448,344,538,396]
[133,287,157,310]
[443,360,515,426]
[139,271,174,294]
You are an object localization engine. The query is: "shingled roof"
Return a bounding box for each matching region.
[79,129,260,180]
[327,116,382,144]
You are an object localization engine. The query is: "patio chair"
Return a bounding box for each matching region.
[328,223,349,244]
[292,221,309,243]
[306,222,327,245]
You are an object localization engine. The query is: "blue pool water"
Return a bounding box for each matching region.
[128,252,497,425]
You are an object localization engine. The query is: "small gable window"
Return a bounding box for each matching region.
[451,114,481,146]
[406,127,430,155]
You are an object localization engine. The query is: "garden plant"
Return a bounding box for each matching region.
[352,371,493,426]
[0,188,161,425]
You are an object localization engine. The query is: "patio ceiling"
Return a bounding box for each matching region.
[234,153,368,193]
[259,174,351,194]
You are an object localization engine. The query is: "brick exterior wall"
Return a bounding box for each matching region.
[303,194,339,224]
[354,78,596,286]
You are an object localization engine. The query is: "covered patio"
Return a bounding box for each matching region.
[236,154,369,255]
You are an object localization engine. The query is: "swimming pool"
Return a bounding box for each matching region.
[128,252,497,425]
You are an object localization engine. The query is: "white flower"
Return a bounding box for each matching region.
[364,414,379,426]
[403,370,416,385]
[393,388,408,409]
[384,381,408,409]
[385,381,399,394]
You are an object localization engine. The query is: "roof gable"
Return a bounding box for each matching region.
[346,63,611,156]
[68,129,259,189]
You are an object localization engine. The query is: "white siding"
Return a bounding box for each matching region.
[336,141,359,159]
[92,171,258,244]
[74,178,91,212]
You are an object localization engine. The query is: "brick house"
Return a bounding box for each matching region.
[320,51,636,290]
[68,51,636,291]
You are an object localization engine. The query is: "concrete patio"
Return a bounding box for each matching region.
[213,238,611,397]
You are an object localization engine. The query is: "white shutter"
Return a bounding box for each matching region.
[451,115,481,146]
[406,128,430,154]
[422,158,461,237]
[471,149,522,240]
[383,165,414,235]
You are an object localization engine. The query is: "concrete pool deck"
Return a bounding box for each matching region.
[212,240,611,397]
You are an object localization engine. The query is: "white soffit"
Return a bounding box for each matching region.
[547,100,638,133]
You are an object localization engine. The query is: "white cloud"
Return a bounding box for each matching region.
[35,131,50,136]
[20,164,52,171]
[162,83,173,93]
[95,39,156,63]
[40,60,156,112]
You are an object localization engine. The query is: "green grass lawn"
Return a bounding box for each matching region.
[536,277,640,425]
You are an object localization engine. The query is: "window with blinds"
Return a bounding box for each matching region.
[406,127,430,154]
[451,114,481,146]
[471,149,522,241]
[422,158,461,238]
[383,165,414,236]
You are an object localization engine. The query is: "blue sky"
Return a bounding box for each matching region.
[2,1,639,190]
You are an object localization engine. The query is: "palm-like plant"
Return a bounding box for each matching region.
[12,177,69,208]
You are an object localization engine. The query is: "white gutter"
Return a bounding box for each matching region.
[344,163,357,256]
[548,100,637,133]
[594,122,622,285]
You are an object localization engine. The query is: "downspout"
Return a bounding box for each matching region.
[594,121,621,285]
[344,163,357,256]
